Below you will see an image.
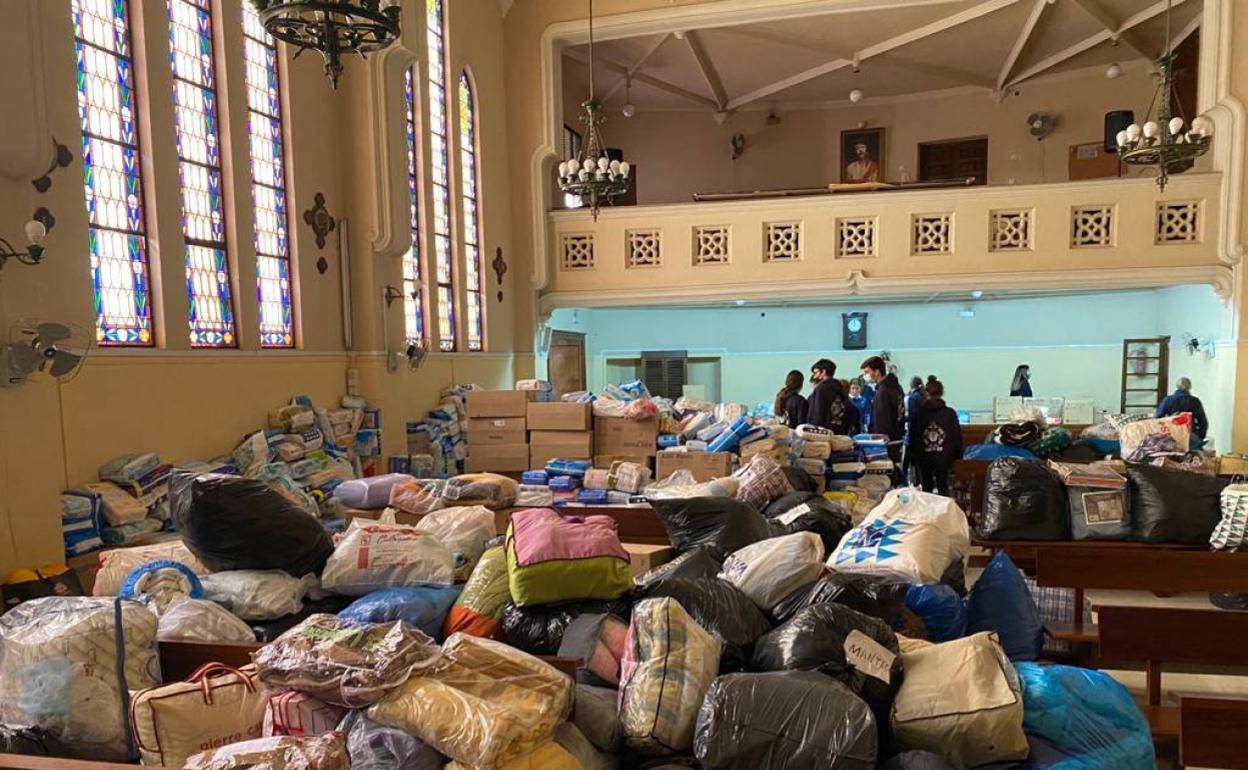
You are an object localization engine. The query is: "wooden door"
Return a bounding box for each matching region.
[919,137,988,185]
[548,331,586,396]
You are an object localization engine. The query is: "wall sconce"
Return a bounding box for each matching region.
[0,210,51,270]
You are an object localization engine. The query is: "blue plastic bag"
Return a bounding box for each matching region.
[964,443,1038,462]
[339,585,463,640]
[1014,663,1153,770]
[966,551,1044,661]
[904,584,967,642]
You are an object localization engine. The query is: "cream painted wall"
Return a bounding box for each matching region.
[563,62,1179,204]
[0,0,522,573]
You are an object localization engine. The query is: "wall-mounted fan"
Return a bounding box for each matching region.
[2,319,91,387]
[1027,112,1055,141]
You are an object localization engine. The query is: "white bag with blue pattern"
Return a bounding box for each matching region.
[829,489,969,584]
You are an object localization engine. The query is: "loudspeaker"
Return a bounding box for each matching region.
[1105,110,1134,153]
[842,312,868,350]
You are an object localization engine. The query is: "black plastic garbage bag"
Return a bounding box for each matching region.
[641,576,772,648]
[1127,464,1228,543]
[634,545,722,590]
[752,603,902,732]
[782,465,818,493]
[499,598,631,655]
[694,671,877,770]
[939,558,968,597]
[171,473,334,576]
[651,496,771,559]
[979,458,1070,540]
[0,726,66,757]
[771,573,906,628]
[764,493,854,554]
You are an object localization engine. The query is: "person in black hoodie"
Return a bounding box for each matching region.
[774,370,808,428]
[806,359,854,434]
[909,375,964,495]
[860,356,904,438]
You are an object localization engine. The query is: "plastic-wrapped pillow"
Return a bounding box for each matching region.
[158,598,257,643]
[413,505,496,577]
[321,519,454,596]
[201,570,317,621]
[442,473,519,509]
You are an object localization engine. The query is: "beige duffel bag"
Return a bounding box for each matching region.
[130,662,269,768]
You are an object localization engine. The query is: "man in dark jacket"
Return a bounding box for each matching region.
[806,359,855,434]
[1155,377,1209,447]
[909,376,963,495]
[860,356,904,441]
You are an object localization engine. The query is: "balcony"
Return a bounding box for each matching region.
[541,173,1229,312]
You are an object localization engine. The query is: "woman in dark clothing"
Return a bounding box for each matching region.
[1010,364,1033,397]
[908,375,964,496]
[774,370,808,428]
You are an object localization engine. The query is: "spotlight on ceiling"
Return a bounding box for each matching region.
[734,299,746,306]
[849,88,864,103]
[970,289,984,299]
[1106,62,1123,80]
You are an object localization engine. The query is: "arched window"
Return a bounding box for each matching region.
[402,68,425,346]
[242,5,295,348]
[458,71,484,351]
[72,0,154,346]
[425,0,456,351]
[169,0,236,347]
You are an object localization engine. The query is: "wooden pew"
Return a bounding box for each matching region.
[1097,605,1248,740]
[1033,546,1248,646]
[1180,696,1248,769]
[974,538,1202,575]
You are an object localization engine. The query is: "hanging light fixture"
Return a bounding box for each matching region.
[250,0,401,89]
[557,0,631,220]
[1114,0,1211,191]
[622,76,636,118]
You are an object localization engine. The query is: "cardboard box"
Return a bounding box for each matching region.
[467,444,530,473]
[656,451,734,482]
[594,416,659,457]
[530,430,594,467]
[1068,142,1119,181]
[467,416,527,445]
[526,401,592,431]
[624,542,675,580]
[467,390,537,418]
[594,455,653,471]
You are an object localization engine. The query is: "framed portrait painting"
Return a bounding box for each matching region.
[841,127,885,183]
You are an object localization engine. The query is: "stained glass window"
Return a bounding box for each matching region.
[426,0,456,351]
[169,0,235,347]
[403,68,425,346]
[72,0,154,346]
[243,6,294,348]
[458,71,484,351]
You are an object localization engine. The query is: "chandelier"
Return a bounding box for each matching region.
[250,0,401,89]
[1114,0,1211,191]
[556,0,631,220]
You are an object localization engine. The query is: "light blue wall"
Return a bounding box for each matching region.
[544,286,1234,449]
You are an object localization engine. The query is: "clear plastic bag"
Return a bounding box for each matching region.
[158,597,257,643]
[252,614,441,708]
[0,597,160,761]
[388,479,446,515]
[414,505,497,577]
[201,570,317,621]
[719,532,825,611]
[184,732,350,770]
[340,711,445,770]
[92,539,209,596]
[443,473,519,509]
[321,520,455,596]
[365,633,574,769]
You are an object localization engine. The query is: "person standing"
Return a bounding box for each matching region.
[841,380,864,436]
[1155,377,1209,448]
[849,381,871,431]
[909,376,964,495]
[806,359,855,435]
[774,370,808,428]
[1010,364,1033,397]
[902,376,927,484]
[862,355,906,482]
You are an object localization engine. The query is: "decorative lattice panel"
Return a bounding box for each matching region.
[911,213,952,256]
[693,225,731,265]
[1155,201,1201,244]
[626,229,662,268]
[836,217,877,258]
[764,221,802,261]
[989,209,1033,251]
[1070,205,1115,248]
[561,233,594,269]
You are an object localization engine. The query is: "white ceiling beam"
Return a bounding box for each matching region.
[726,0,1020,110]
[1069,0,1152,59]
[683,30,729,111]
[564,48,720,110]
[601,34,671,103]
[997,0,1050,91]
[1006,0,1188,88]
